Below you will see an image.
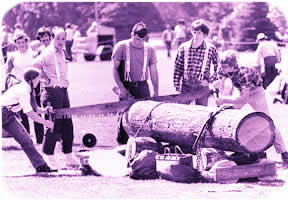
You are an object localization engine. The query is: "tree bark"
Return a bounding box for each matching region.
[121,100,275,153]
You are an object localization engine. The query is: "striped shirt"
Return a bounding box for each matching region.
[173,40,219,90]
[219,66,263,91]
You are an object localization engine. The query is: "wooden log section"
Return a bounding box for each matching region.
[121,100,276,153]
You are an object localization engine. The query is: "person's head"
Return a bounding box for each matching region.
[256,33,267,42]
[166,24,171,30]
[178,19,185,25]
[131,21,148,47]
[23,67,41,88]
[36,27,52,46]
[191,20,209,43]
[219,49,239,74]
[52,27,66,50]
[13,31,30,52]
[65,23,71,29]
[14,23,23,30]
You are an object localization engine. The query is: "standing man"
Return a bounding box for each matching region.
[36,26,53,55]
[162,24,174,58]
[256,33,281,89]
[65,23,74,61]
[173,19,219,106]
[174,19,187,47]
[32,27,79,169]
[214,49,288,163]
[112,21,159,144]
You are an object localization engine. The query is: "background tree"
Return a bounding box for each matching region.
[225,2,278,51]
[2,1,286,51]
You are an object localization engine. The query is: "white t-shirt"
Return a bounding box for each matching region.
[0,81,33,113]
[174,24,186,39]
[10,48,35,81]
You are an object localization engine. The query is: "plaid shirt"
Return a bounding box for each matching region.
[219,66,263,91]
[173,40,219,91]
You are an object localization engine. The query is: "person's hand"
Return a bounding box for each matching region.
[44,120,54,129]
[42,105,54,114]
[153,92,159,97]
[215,98,225,107]
[200,80,209,87]
[119,88,134,100]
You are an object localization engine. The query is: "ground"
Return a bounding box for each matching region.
[1,45,288,200]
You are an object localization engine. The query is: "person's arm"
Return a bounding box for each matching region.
[216,88,249,106]
[210,47,220,82]
[6,54,14,73]
[149,63,159,97]
[112,59,133,100]
[256,43,263,67]
[26,111,53,129]
[173,47,184,92]
[32,53,50,84]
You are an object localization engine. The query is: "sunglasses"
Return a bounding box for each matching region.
[134,28,147,38]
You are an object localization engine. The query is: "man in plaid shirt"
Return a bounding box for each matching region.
[173,19,219,106]
[214,49,288,163]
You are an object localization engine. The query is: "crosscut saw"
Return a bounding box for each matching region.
[54,92,214,119]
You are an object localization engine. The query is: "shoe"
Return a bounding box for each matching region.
[36,164,58,173]
[65,153,81,169]
[45,154,59,169]
[281,152,288,163]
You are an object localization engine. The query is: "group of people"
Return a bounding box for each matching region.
[162,19,191,58]
[1,18,288,176]
[112,20,288,163]
[1,24,80,173]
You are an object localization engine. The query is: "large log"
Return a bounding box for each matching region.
[121,100,275,153]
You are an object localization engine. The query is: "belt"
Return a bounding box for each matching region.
[123,81,147,87]
[45,85,66,89]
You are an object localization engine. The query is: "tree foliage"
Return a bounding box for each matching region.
[2,1,286,51]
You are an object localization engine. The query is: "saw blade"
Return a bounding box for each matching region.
[54,93,208,119]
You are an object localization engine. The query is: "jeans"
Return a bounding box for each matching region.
[41,87,74,155]
[181,79,211,106]
[2,107,47,169]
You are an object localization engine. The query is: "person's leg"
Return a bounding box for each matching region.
[19,110,30,133]
[195,86,210,106]
[41,88,62,155]
[3,117,47,169]
[34,86,44,144]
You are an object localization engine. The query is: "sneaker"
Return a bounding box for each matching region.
[36,164,58,173]
[65,153,81,169]
[281,152,288,163]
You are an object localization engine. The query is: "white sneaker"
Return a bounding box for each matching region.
[65,153,80,169]
[45,154,59,170]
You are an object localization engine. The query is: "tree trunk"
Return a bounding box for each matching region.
[121,100,275,153]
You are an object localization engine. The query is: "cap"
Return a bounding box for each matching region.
[23,67,40,82]
[257,33,266,41]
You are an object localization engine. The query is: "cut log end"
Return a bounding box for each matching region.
[236,112,275,153]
